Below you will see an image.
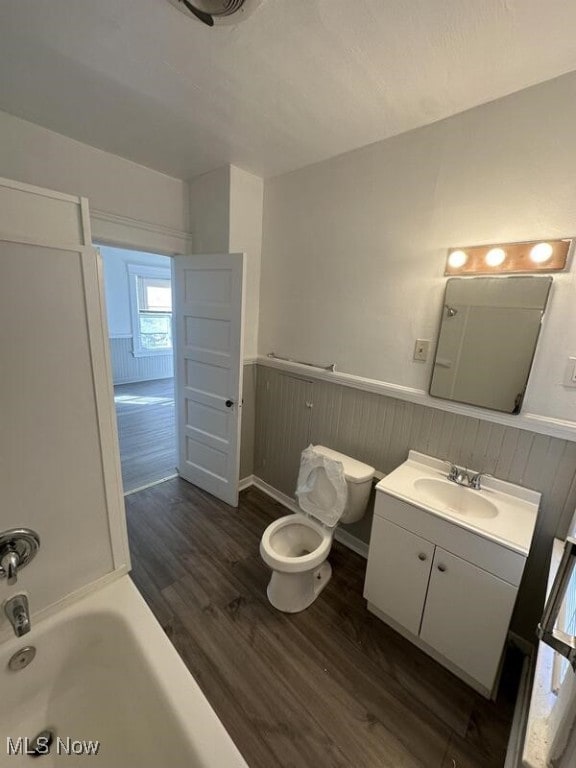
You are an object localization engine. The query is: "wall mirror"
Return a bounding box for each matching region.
[429,276,552,414]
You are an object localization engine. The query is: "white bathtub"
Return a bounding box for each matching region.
[0,576,249,767]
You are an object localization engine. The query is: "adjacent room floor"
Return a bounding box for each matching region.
[113,378,177,493]
[126,478,521,768]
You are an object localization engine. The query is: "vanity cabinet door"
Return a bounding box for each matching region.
[419,547,517,691]
[364,517,434,636]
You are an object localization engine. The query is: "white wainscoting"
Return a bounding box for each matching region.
[109,336,173,384]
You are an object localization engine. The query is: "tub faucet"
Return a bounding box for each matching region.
[4,594,30,637]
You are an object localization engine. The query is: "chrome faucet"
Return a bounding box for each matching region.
[447,463,470,486]
[468,472,484,490]
[4,594,31,637]
[0,529,40,586]
[447,463,485,490]
[0,549,20,586]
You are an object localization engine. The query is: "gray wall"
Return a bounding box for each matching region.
[240,362,257,480]
[253,363,576,642]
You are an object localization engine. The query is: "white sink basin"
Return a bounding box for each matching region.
[413,477,498,519]
[376,450,541,554]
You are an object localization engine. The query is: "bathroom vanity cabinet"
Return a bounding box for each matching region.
[364,489,526,697]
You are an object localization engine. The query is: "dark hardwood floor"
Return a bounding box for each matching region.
[114,378,177,493]
[126,479,521,768]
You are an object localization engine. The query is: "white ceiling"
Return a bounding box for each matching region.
[2,0,576,180]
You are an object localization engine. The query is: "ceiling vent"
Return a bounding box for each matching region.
[166,0,265,27]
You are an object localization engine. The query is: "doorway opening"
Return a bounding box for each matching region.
[99,245,177,494]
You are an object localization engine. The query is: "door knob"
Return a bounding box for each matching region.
[418,553,427,561]
[225,399,234,408]
[437,564,447,572]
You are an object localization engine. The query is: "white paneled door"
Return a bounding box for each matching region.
[173,254,245,507]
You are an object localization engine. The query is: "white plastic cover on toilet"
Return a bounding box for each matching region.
[295,445,348,527]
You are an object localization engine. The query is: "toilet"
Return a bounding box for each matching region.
[259,445,374,613]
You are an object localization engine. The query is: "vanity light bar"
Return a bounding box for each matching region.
[445,239,572,276]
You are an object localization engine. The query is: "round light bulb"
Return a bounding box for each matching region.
[530,242,553,263]
[448,250,468,268]
[485,247,506,267]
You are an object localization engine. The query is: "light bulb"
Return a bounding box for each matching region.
[530,242,553,263]
[485,247,506,267]
[448,250,468,268]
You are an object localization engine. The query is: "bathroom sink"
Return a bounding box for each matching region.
[413,477,498,519]
[374,450,541,554]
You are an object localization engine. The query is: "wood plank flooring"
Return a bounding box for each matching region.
[114,378,176,493]
[126,479,522,768]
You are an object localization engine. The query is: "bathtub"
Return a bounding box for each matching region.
[0,576,249,767]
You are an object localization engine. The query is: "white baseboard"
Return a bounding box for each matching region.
[113,374,173,385]
[238,474,256,492]
[334,528,369,558]
[245,475,369,558]
[124,473,178,496]
[251,475,300,514]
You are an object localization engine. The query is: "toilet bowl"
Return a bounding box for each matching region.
[260,445,374,613]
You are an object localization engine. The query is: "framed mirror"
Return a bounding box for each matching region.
[429,276,552,414]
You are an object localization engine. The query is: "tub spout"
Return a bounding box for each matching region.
[4,594,30,637]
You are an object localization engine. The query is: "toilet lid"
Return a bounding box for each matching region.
[295,445,348,528]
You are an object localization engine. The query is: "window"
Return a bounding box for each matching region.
[552,552,576,692]
[127,264,173,357]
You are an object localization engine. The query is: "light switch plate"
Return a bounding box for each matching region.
[563,356,576,387]
[413,339,430,362]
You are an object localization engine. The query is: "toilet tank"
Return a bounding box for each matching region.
[312,446,374,523]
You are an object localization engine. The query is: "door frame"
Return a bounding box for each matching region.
[96,235,246,506]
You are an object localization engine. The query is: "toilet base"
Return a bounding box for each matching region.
[266,560,332,613]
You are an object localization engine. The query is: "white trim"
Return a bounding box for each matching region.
[251,475,302,514]
[113,374,173,386]
[505,652,534,768]
[0,176,89,249]
[0,232,89,252]
[257,355,576,442]
[243,356,258,366]
[127,263,173,281]
[239,474,256,491]
[249,475,369,558]
[124,473,179,496]
[109,333,133,340]
[79,196,92,245]
[0,174,81,204]
[91,208,193,255]
[85,247,131,573]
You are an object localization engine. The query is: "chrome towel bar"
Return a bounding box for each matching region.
[267,352,336,372]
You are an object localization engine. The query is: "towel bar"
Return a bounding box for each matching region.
[266,352,336,372]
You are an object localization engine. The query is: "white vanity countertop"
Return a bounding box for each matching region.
[377,451,541,555]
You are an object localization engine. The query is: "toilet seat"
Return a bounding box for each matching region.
[259,514,332,573]
[296,446,348,527]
